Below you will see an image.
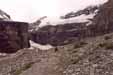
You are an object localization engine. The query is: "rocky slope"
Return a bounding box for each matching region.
[1,30,113,75]
[63,32,113,75]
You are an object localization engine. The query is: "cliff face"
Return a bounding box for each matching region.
[0,21,30,53]
[88,0,113,36]
[30,0,113,46]
[30,23,86,46]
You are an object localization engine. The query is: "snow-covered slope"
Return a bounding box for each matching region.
[38,11,98,27]
[35,0,108,27]
[39,13,96,27]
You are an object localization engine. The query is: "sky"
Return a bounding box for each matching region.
[0,0,108,22]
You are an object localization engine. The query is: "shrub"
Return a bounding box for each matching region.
[74,44,82,48]
[10,62,34,75]
[79,41,88,45]
[105,43,113,49]
[98,42,113,49]
[98,43,106,48]
[74,41,87,49]
[104,36,111,40]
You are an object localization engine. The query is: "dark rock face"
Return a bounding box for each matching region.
[30,23,87,46]
[0,21,30,53]
[30,0,113,46]
[88,0,113,36]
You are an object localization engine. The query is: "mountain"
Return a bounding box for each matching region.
[60,5,99,19]
[0,9,11,21]
[30,0,113,46]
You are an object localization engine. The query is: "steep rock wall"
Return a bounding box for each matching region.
[0,21,30,53]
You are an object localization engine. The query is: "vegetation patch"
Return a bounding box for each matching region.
[104,35,111,40]
[71,57,82,64]
[98,42,113,49]
[74,41,88,49]
[10,62,34,75]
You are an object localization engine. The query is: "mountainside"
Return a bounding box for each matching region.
[30,0,113,46]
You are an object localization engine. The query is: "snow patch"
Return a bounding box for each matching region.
[29,40,53,50]
[0,53,7,56]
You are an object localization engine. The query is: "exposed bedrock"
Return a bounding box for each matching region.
[0,21,30,53]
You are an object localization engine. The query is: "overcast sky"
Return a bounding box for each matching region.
[0,0,108,22]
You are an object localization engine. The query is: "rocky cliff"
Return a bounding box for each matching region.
[0,21,30,53]
[30,23,87,46]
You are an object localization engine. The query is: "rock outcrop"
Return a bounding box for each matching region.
[0,21,30,53]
